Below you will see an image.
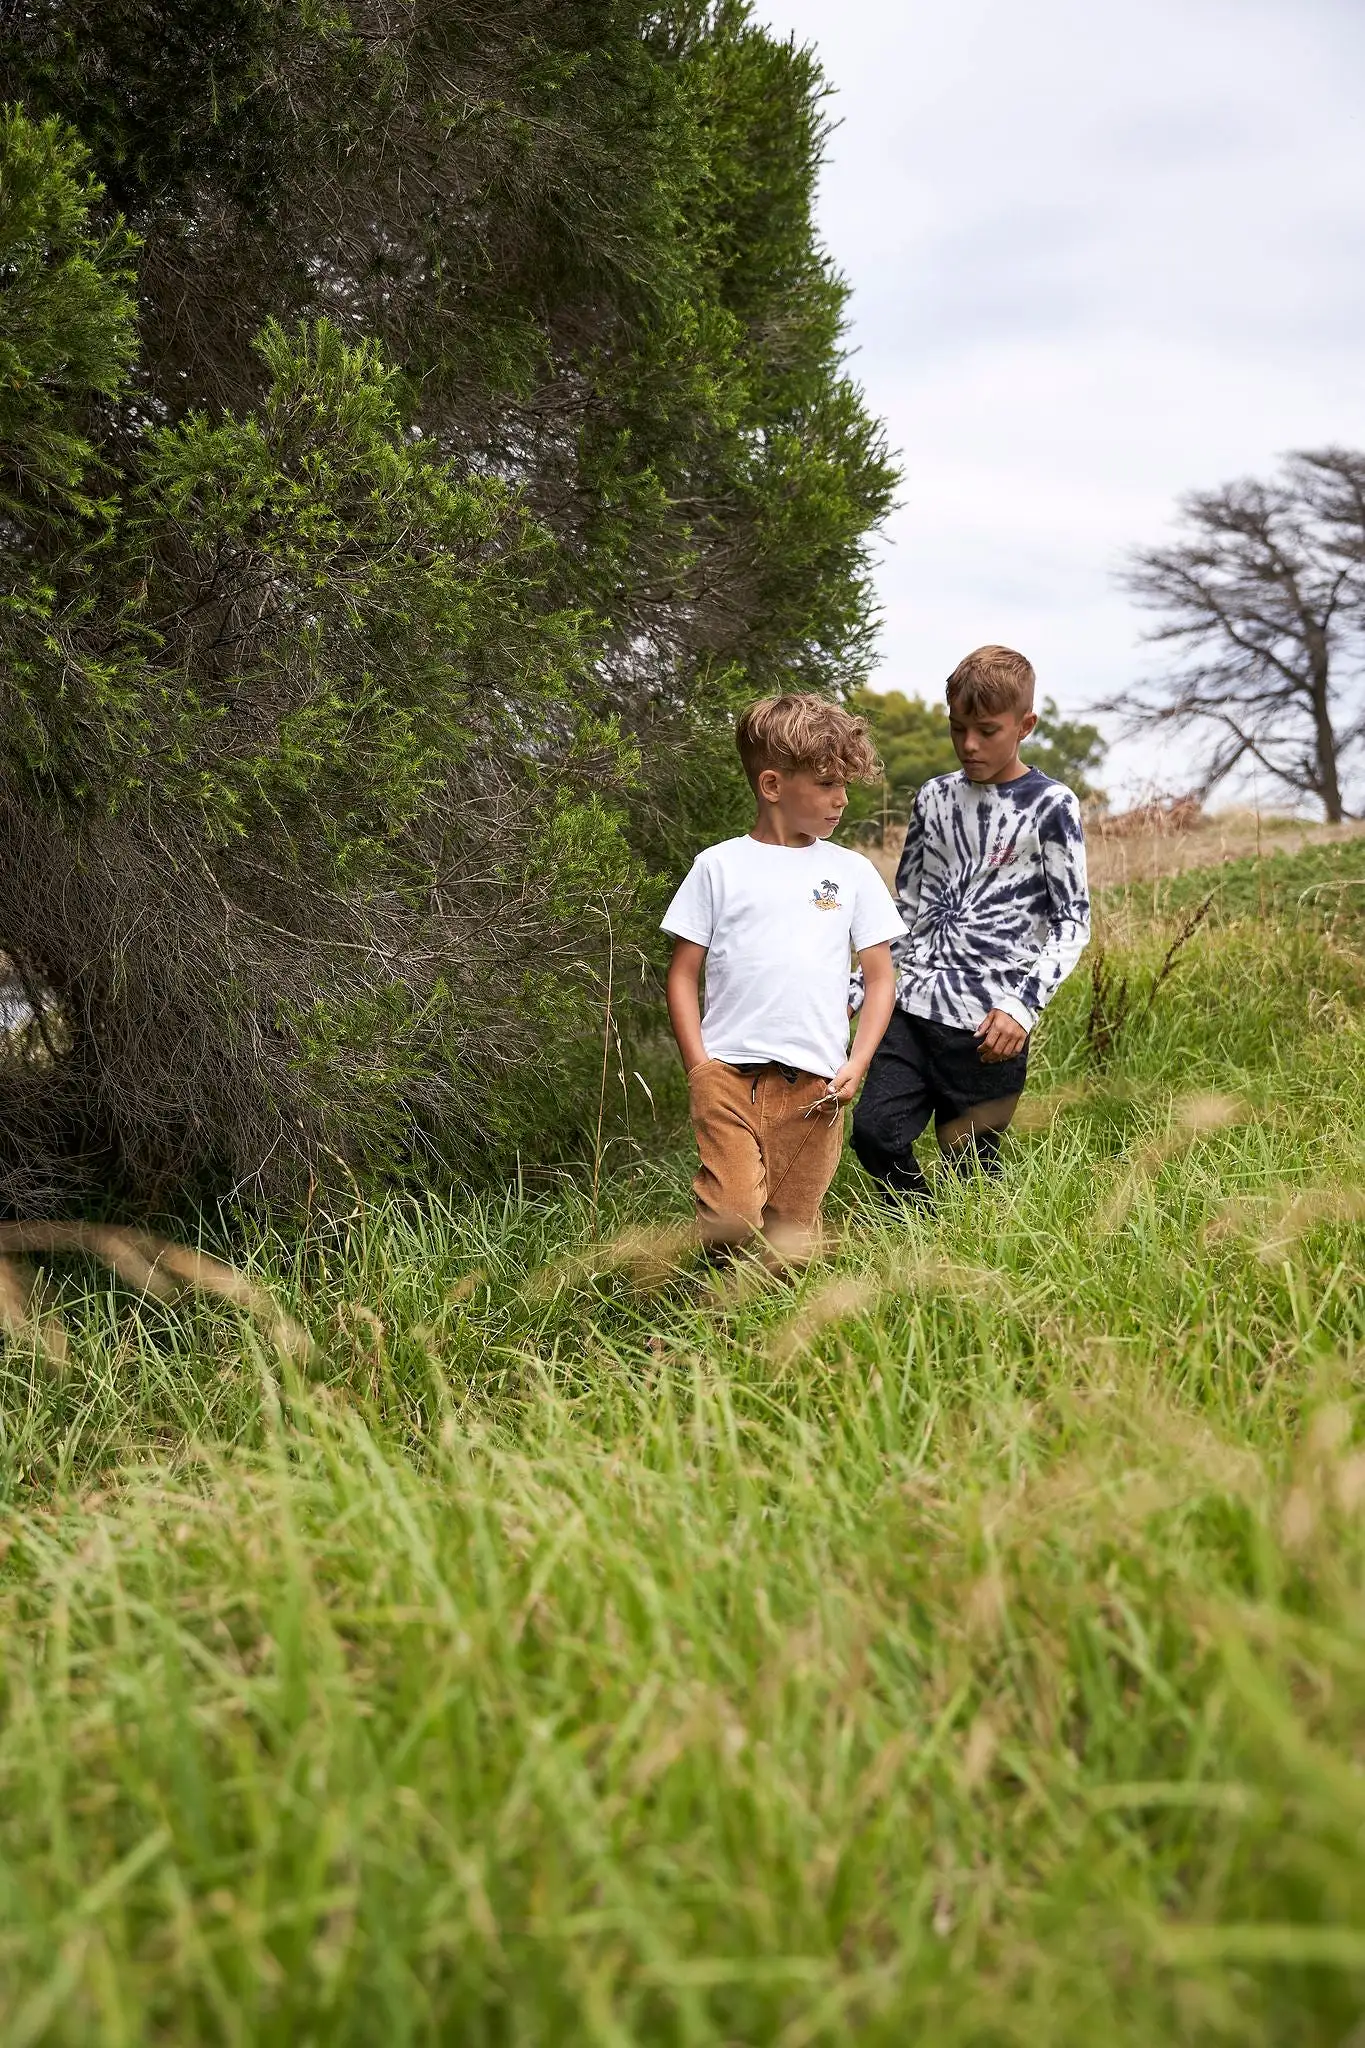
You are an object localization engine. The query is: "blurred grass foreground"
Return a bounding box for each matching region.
[4,835,1365,2044]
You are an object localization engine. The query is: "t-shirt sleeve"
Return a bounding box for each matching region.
[660,855,715,946]
[850,858,909,952]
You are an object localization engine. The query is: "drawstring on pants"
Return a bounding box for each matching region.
[734,1059,801,1105]
[726,1061,841,1208]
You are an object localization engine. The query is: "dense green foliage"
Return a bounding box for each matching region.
[0,5,894,1205]
[0,844,1364,2037]
[0,105,136,525]
[845,686,1108,834]
[844,686,958,829]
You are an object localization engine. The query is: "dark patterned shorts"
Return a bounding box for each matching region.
[850,1008,1028,1195]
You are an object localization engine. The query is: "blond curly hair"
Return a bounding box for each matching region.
[735,693,881,791]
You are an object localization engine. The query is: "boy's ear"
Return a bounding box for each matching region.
[756,766,783,804]
[1019,709,1039,741]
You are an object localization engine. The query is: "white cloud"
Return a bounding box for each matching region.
[753,0,1365,804]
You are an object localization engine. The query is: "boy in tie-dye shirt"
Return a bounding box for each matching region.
[852,645,1090,1204]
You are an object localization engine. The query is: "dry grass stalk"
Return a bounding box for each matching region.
[1094,794,1204,841]
[765,1276,874,1367]
[1099,1094,1249,1234]
[525,1221,698,1299]
[588,895,624,1235]
[1252,1187,1365,1262]
[1088,894,1216,1070]
[0,1223,311,1359]
[341,1302,386,1353]
[764,1251,1011,1368]
[0,1253,69,1368]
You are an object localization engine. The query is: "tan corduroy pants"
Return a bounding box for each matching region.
[686,1058,845,1261]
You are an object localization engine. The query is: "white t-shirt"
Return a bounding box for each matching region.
[661,836,906,1078]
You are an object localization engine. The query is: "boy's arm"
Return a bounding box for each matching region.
[851,798,923,1013]
[896,790,929,974]
[980,799,1091,1058]
[892,795,927,953]
[665,939,709,1074]
[831,942,895,1102]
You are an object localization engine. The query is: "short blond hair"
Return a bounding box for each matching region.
[945,645,1036,718]
[735,693,881,791]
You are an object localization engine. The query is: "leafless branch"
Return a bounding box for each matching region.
[1105,452,1365,820]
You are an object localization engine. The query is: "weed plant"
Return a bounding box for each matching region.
[1,875,1365,2042]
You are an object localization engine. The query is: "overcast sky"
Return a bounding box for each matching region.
[752,0,1365,804]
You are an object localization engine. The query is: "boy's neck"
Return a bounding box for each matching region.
[971,754,1031,787]
[749,807,818,848]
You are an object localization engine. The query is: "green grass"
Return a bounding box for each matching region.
[1104,828,1365,932]
[3,883,1365,2042]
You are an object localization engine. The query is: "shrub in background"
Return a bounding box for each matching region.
[0,2,895,1207]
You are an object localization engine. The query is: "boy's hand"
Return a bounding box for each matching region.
[827,1059,865,1104]
[975,1008,1028,1063]
[666,938,709,1074]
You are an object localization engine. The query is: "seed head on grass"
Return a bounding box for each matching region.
[139,1240,312,1360]
[1254,1186,1365,1261]
[959,1713,999,1792]
[964,1568,1008,1642]
[446,1268,486,1304]
[1010,1081,1100,1132]
[523,1221,698,1299]
[0,1254,68,1369]
[0,1223,311,1360]
[765,1277,877,1368]
[1098,1092,1250,1233]
[763,1249,1012,1369]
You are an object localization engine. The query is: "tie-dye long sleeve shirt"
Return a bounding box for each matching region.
[889,767,1090,1032]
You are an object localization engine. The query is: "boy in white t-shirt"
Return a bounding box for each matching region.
[662,694,905,1260]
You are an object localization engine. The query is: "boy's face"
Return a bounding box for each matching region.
[948,702,1037,783]
[758,766,848,839]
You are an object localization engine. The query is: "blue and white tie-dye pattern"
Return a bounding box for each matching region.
[887,767,1090,1032]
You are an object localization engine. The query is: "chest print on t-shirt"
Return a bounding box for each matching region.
[811,878,841,911]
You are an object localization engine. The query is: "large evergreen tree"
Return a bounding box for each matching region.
[0,5,894,1207]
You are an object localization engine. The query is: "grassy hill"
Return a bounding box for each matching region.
[1102,829,1365,932]
[2,845,1365,2042]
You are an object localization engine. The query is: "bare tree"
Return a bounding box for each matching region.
[1112,449,1365,822]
